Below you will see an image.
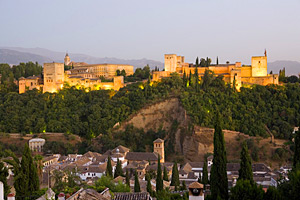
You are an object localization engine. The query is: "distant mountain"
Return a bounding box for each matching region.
[0,49,52,65]
[268,60,300,76]
[0,47,164,70]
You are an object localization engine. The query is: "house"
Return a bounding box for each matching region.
[78,164,107,181]
[43,156,58,167]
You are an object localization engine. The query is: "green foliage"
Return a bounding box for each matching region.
[238,142,254,184]
[230,180,264,200]
[4,144,39,199]
[264,186,281,200]
[170,162,180,189]
[92,175,130,193]
[106,156,113,177]
[293,130,300,168]
[156,156,163,192]
[163,166,169,181]
[125,65,150,82]
[202,157,209,187]
[114,159,124,178]
[134,171,141,192]
[210,113,228,200]
[0,161,10,198]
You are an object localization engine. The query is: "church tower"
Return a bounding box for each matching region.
[64,52,71,66]
[153,138,165,163]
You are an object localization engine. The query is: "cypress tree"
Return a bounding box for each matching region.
[156,155,163,192]
[21,143,39,197]
[163,166,169,181]
[293,130,300,168]
[125,169,130,186]
[210,113,228,200]
[189,70,192,87]
[183,70,187,87]
[146,173,152,195]
[0,161,10,198]
[170,162,180,190]
[114,159,124,178]
[202,157,209,188]
[134,171,141,192]
[181,180,187,190]
[217,56,219,65]
[238,142,254,184]
[106,156,113,177]
[196,57,199,67]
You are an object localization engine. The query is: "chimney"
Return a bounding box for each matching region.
[58,193,65,200]
[7,193,15,200]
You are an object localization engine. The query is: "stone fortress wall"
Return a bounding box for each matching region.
[19,54,134,93]
[153,50,279,89]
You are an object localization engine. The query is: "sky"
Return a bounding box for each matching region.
[0,0,300,64]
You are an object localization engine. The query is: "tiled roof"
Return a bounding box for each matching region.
[252,163,271,173]
[153,138,164,143]
[114,192,151,200]
[125,152,158,161]
[227,163,240,172]
[188,162,204,168]
[189,181,203,189]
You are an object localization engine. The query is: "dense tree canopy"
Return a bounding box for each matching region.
[0,69,298,143]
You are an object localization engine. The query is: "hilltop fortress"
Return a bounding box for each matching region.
[19,51,278,93]
[19,54,134,93]
[153,50,278,89]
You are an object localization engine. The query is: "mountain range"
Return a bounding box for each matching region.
[0,47,299,75]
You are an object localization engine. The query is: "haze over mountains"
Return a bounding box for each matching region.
[0,47,299,75]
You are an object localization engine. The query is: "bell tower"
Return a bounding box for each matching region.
[189,182,204,200]
[153,138,164,163]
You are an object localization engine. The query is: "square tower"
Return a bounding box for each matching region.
[251,55,267,77]
[43,63,65,93]
[164,54,185,72]
[153,138,165,163]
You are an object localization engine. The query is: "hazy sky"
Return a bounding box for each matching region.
[0,0,299,64]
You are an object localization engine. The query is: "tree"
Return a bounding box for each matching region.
[21,144,40,196]
[171,162,180,190]
[5,144,40,199]
[146,173,153,195]
[114,159,124,178]
[125,169,130,186]
[264,186,281,200]
[196,57,199,67]
[163,166,169,181]
[216,56,219,65]
[293,130,300,168]
[230,179,264,200]
[0,161,10,198]
[181,180,187,190]
[210,113,228,200]
[134,171,141,192]
[202,157,208,187]
[238,142,254,184]
[156,155,163,192]
[106,156,113,177]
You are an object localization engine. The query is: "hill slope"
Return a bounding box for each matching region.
[115,98,291,167]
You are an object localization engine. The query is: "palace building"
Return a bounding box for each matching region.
[19,53,134,93]
[153,50,278,90]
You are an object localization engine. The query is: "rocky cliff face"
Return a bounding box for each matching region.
[116,98,290,165]
[119,98,189,132]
